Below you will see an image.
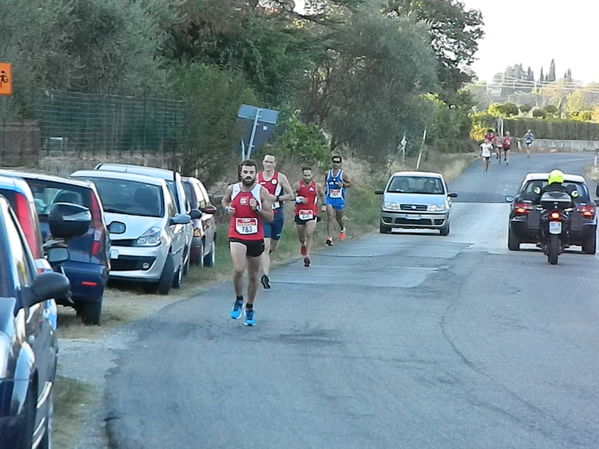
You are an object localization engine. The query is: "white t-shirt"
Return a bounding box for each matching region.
[480,142,493,157]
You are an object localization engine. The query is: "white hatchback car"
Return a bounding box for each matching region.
[71,170,192,294]
[375,171,457,235]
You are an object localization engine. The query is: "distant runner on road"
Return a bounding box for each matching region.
[257,154,293,289]
[221,159,273,327]
[293,166,324,267]
[324,155,351,246]
[523,129,535,157]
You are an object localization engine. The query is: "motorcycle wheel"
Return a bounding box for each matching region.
[547,235,560,265]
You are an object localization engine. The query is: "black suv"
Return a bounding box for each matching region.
[507,172,598,253]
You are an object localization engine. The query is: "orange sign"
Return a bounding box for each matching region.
[0,63,12,96]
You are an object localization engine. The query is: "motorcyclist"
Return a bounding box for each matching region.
[532,170,579,205]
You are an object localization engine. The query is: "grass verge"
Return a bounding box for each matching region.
[54,376,97,449]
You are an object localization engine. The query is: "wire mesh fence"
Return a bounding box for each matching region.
[30,90,186,156]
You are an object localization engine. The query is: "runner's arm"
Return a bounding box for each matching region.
[277,173,294,202]
[221,185,234,214]
[316,183,325,205]
[342,172,351,188]
[257,187,274,223]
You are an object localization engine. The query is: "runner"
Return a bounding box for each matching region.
[523,129,535,158]
[480,140,493,172]
[502,131,512,165]
[257,154,293,289]
[324,155,351,246]
[293,167,325,267]
[221,160,273,326]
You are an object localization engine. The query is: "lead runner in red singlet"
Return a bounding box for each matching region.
[293,166,325,267]
[221,160,273,326]
[257,154,293,289]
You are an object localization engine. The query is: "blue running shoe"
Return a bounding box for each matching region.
[230,300,243,320]
[244,308,256,326]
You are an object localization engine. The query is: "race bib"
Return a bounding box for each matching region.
[329,188,343,199]
[299,209,314,220]
[235,218,258,235]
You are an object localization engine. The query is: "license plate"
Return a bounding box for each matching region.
[406,214,421,220]
[549,221,562,234]
[110,249,119,259]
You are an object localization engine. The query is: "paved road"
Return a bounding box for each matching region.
[105,152,599,449]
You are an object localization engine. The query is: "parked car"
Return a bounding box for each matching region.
[0,170,109,324]
[375,171,458,235]
[507,172,598,253]
[0,194,70,449]
[71,170,192,294]
[93,163,194,273]
[182,176,218,266]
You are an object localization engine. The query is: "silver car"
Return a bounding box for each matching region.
[375,171,457,235]
[93,163,194,273]
[71,170,192,294]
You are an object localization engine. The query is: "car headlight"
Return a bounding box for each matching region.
[134,226,162,247]
[429,204,446,212]
[382,202,400,211]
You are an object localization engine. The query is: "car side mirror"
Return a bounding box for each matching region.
[49,203,91,239]
[29,271,70,307]
[596,185,599,197]
[201,205,218,215]
[448,193,458,198]
[374,189,384,195]
[505,195,514,203]
[594,199,599,207]
[170,213,191,226]
[46,246,69,265]
[190,209,202,220]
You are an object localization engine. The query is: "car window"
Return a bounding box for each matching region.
[26,180,90,216]
[196,181,210,208]
[183,182,197,209]
[521,181,589,201]
[165,188,176,217]
[388,176,444,194]
[84,178,164,217]
[5,208,35,288]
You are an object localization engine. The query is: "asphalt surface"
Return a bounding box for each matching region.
[104,152,599,449]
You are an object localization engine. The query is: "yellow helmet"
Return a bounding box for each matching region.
[548,169,565,185]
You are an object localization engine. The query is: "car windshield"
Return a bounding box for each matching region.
[521,180,589,201]
[83,178,164,217]
[387,176,444,194]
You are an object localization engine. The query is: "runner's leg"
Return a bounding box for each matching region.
[305,219,317,255]
[246,254,262,306]
[326,204,335,242]
[262,238,272,276]
[230,242,248,296]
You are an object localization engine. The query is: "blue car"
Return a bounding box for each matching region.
[0,194,69,449]
[0,170,110,325]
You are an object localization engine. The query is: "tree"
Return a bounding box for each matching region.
[532,108,547,119]
[383,0,484,93]
[519,104,533,114]
[547,58,556,82]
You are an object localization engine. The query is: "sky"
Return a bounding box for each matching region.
[295,0,599,85]
[462,0,599,85]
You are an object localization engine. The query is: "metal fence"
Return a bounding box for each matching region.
[33,90,185,156]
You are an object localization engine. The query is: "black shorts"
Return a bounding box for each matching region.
[294,215,321,225]
[229,238,265,257]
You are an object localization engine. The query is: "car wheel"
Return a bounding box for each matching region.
[190,241,203,266]
[439,222,450,236]
[157,255,175,295]
[38,391,53,449]
[379,223,391,234]
[18,386,36,449]
[582,231,596,254]
[78,301,102,325]
[173,263,183,289]
[203,240,216,267]
[508,226,520,251]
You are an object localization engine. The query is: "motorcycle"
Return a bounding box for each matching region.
[537,191,573,265]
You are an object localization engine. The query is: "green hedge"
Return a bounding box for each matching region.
[503,118,599,140]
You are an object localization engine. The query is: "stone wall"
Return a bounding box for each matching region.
[531,139,599,152]
[0,120,40,166]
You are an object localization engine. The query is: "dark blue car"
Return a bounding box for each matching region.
[0,195,69,449]
[0,170,110,325]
